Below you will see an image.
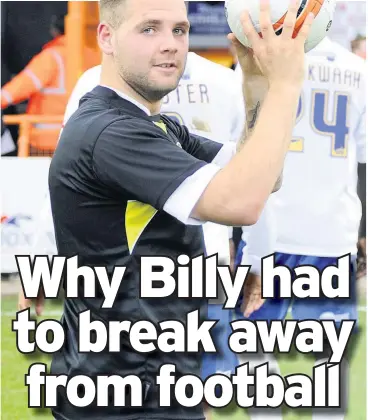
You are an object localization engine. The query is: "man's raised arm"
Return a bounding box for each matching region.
[192,1,313,226]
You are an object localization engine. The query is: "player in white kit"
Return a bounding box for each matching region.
[236,37,366,420]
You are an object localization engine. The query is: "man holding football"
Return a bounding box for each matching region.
[20,1,314,420]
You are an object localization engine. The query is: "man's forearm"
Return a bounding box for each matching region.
[237,75,268,149]
[193,84,300,226]
[238,75,283,191]
[229,84,298,217]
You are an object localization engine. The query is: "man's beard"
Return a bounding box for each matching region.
[119,67,182,103]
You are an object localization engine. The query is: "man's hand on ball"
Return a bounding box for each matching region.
[228,33,263,77]
[239,0,315,89]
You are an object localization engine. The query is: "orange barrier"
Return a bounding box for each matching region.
[3,115,63,157]
[194,49,234,68]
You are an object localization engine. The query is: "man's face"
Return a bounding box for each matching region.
[102,0,190,103]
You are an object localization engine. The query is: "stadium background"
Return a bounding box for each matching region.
[1,1,366,419]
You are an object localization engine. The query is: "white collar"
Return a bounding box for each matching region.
[100,85,151,116]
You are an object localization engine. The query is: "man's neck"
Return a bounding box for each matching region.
[100,62,161,116]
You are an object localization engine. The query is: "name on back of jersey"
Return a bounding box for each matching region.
[162,82,210,105]
[308,62,363,89]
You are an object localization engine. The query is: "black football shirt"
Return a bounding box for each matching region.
[48,86,223,420]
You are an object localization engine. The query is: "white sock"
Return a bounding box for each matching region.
[239,351,283,420]
[312,358,348,420]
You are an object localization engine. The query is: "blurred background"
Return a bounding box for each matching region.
[1,1,366,419]
[1,1,366,159]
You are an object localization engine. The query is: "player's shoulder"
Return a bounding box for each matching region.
[61,90,164,162]
[76,65,102,88]
[67,86,146,133]
[331,41,365,71]
[308,38,366,73]
[63,65,102,124]
[187,52,238,85]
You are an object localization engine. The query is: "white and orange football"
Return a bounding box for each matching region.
[225,0,336,52]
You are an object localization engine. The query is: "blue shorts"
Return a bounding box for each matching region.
[201,304,238,380]
[235,240,358,326]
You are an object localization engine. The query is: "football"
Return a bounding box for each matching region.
[224,0,336,53]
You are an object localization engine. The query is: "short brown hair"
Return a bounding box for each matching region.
[99,0,126,28]
[351,34,366,53]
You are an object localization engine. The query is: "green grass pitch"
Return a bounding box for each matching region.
[1,295,366,420]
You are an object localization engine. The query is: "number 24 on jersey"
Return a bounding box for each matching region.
[290,90,350,158]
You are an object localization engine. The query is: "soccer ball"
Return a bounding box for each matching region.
[225,0,336,53]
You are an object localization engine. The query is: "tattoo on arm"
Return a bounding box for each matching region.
[248,101,261,130]
[237,101,261,151]
[238,98,283,192]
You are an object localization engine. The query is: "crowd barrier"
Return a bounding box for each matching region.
[1,157,57,273]
[1,116,61,273]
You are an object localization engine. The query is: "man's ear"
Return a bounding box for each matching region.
[97,22,114,55]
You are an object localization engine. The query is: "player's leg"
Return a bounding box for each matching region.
[233,309,286,418]
[202,304,238,420]
[234,246,291,419]
[310,344,349,420]
[202,224,237,419]
[291,255,358,420]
